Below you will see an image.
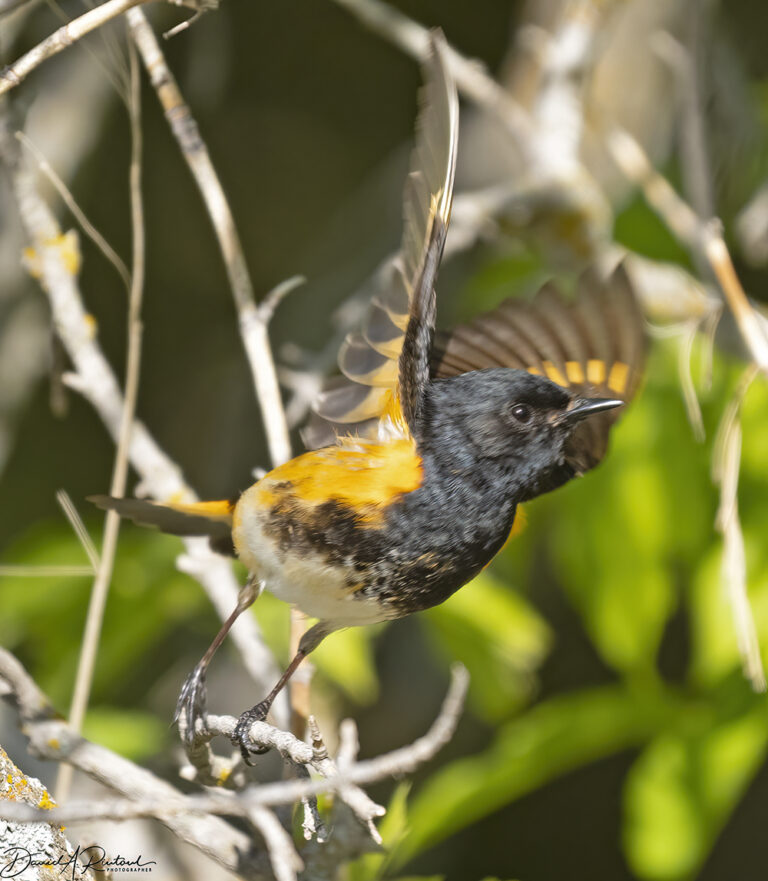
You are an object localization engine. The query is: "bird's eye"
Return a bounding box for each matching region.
[511,403,532,424]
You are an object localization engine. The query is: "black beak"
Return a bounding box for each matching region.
[562,396,624,423]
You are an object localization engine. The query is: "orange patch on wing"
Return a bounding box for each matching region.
[542,360,568,388]
[565,360,585,384]
[608,361,629,395]
[587,359,606,385]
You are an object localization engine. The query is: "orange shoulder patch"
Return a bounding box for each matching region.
[259,434,423,524]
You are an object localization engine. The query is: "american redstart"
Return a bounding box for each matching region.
[91,33,646,759]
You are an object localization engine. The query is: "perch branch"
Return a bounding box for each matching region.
[0,662,469,827]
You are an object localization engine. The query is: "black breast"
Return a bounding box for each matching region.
[355,460,518,616]
[260,463,517,620]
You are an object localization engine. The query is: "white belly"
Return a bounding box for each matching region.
[232,491,389,626]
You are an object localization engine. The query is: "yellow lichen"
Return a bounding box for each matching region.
[21,229,82,280]
[83,313,98,339]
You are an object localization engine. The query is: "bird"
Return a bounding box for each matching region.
[90,32,647,759]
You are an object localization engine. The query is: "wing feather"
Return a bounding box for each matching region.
[430,263,648,473]
[310,31,458,441]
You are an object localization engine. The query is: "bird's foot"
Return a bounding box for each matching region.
[231,700,272,764]
[174,664,209,746]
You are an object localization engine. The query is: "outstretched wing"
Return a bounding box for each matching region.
[431,264,647,473]
[307,31,459,446]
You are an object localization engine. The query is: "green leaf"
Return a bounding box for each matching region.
[313,623,380,704]
[83,707,168,760]
[624,708,768,880]
[550,354,713,676]
[423,572,551,720]
[394,685,676,867]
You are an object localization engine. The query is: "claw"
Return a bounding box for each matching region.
[231,700,272,764]
[174,664,209,745]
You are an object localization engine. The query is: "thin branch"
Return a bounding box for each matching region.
[0,659,469,826]
[16,131,131,293]
[0,564,93,576]
[329,0,534,154]
[0,106,281,708]
[55,42,146,804]
[0,648,271,880]
[248,806,304,881]
[651,30,714,220]
[712,366,765,692]
[607,127,768,374]
[56,489,101,571]
[126,8,292,468]
[0,0,152,97]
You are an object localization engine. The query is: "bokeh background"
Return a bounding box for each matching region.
[2,0,768,879]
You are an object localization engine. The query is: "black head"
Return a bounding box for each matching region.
[421,368,623,501]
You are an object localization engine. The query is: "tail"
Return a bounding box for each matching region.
[88,495,236,556]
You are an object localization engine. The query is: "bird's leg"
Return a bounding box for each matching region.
[232,620,332,762]
[174,576,260,746]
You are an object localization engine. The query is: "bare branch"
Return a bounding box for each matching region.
[0,648,271,879]
[16,131,131,292]
[0,664,469,828]
[0,109,281,705]
[248,806,303,881]
[126,8,292,468]
[330,0,534,152]
[607,128,768,374]
[55,41,146,804]
[713,367,765,692]
[0,0,152,98]
[56,488,101,571]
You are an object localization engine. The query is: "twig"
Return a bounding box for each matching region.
[677,319,705,442]
[55,43,146,804]
[712,366,765,692]
[651,30,714,220]
[16,131,131,293]
[126,8,292,468]
[607,127,768,374]
[0,660,469,826]
[329,0,534,153]
[56,489,101,571]
[0,648,271,880]
[248,806,304,881]
[531,0,600,179]
[0,0,152,97]
[0,564,93,576]
[0,106,280,708]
